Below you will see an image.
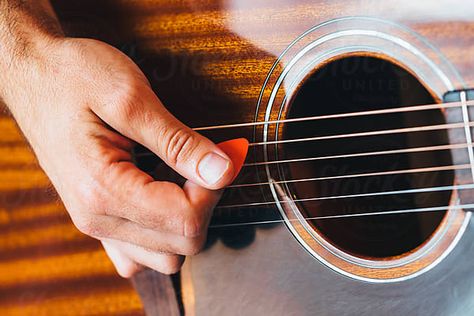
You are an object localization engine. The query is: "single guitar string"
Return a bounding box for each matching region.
[217,183,474,210]
[246,122,471,148]
[230,164,470,192]
[241,142,470,168]
[209,203,474,229]
[192,100,473,132]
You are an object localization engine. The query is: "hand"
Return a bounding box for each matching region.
[1,37,235,277]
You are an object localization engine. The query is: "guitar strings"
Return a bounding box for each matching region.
[192,100,474,132]
[217,164,470,211]
[228,162,470,189]
[246,122,472,148]
[133,99,474,158]
[209,203,474,229]
[135,136,474,204]
[133,100,474,225]
[136,142,473,190]
[135,102,474,167]
[241,142,471,168]
[133,121,474,165]
[132,121,473,159]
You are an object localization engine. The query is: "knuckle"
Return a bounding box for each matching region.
[117,89,142,122]
[181,212,207,238]
[104,80,143,123]
[116,262,140,279]
[74,215,103,237]
[76,183,105,216]
[86,186,103,208]
[180,238,206,256]
[159,257,184,275]
[164,128,197,166]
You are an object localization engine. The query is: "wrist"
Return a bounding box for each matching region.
[0,32,65,106]
[0,0,65,105]
[0,35,70,156]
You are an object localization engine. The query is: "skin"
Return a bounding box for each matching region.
[0,0,235,277]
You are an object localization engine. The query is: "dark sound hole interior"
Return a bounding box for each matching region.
[283,56,453,259]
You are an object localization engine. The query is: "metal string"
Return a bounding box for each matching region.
[247,122,471,148]
[209,203,474,228]
[217,183,474,210]
[192,100,473,132]
[132,100,474,226]
[133,121,473,158]
[226,164,469,191]
[241,142,470,168]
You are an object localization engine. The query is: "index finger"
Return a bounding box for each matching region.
[101,159,221,237]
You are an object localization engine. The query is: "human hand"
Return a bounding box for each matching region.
[1,37,235,277]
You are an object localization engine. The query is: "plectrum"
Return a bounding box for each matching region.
[217,138,249,183]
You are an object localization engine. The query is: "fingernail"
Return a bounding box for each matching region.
[198,152,231,185]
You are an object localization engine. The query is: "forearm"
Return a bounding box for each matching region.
[0,0,63,104]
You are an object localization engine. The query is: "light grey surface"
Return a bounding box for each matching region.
[189,218,474,316]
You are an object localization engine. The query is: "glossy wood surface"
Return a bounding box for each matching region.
[1,0,474,315]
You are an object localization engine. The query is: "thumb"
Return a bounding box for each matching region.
[155,115,235,189]
[94,87,235,189]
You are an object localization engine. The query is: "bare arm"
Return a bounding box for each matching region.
[0,0,62,72]
[0,0,235,277]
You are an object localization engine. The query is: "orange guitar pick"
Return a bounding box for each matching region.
[217,138,249,183]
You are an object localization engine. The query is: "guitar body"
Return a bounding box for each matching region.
[2,0,474,315]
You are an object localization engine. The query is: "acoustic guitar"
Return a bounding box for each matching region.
[2,0,474,315]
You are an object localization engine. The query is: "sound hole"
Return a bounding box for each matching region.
[283,56,453,259]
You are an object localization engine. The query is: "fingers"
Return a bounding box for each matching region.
[103,239,185,275]
[92,85,234,190]
[99,160,221,237]
[72,86,232,278]
[101,240,143,278]
[89,215,209,256]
